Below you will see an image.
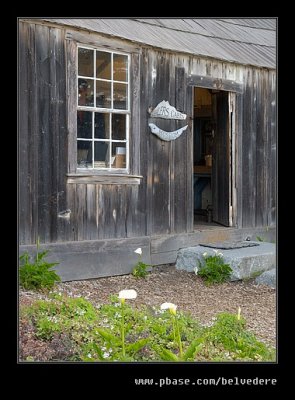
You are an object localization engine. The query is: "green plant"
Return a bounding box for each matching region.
[205,312,275,361]
[195,250,232,285]
[132,261,149,278]
[132,247,151,278]
[20,293,275,362]
[153,303,203,361]
[256,236,264,242]
[19,238,60,290]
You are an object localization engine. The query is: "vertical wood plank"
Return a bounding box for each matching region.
[35,24,52,243]
[185,66,194,233]
[268,71,276,227]
[168,59,175,233]
[75,184,87,241]
[54,28,68,241]
[19,22,31,244]
[175,64,190,233]
[130,51,147,237]
[151,51,171,234]
[85,184,98,240]
[143,49,153,236]
[130,52,140,175]
[255,70,267,227]
[66,39,77,174]
[242,68,256,227]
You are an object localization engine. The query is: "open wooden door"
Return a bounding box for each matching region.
[212,91,231,226]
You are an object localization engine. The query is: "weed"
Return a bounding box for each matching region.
[132,247,152,278]
[19,238,60,290]
[196,250,232,285]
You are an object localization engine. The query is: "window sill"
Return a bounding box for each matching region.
[67,173,143,185]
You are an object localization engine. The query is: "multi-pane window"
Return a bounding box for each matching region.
[77,46,129,170]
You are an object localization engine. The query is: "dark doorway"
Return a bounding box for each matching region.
[193,88,231,226]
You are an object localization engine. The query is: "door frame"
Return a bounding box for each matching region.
[188,74,243,228]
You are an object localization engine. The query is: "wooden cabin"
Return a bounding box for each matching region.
[19,18,276,281]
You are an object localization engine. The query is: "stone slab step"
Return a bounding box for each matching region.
[176,241,275,281]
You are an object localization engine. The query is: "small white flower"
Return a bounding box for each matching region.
[103,352,110,359]
[118,289,137,300]
[134,248,142,255]
[203,252,207,257]
[218,252,223,257]
[213,249,218,254]
[160,302,177,315]
[87,353,92,358]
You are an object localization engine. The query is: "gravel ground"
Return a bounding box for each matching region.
[19,265,276,361]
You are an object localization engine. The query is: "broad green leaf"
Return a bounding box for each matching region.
[96,327,121,345]
[154,346,179,361]
[126,338,149,354]
[183,339,204,360]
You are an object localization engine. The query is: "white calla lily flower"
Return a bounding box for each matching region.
[134,248,142,255]
[160,302,177,315]
[118,289,137,300]
[237,306,241,320]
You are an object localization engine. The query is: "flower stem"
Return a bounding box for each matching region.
[121,302,125,357]
[172,317,176,343]
[175,316,183,358]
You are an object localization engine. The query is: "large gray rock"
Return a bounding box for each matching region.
[176,241,275,281]
[255,268,276,288]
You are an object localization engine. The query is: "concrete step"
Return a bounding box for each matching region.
[176,241,275,281]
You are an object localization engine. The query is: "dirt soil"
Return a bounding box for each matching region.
[19,265,276,362]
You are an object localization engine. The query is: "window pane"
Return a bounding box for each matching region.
[78,48,94,77]
[96,51,111,80]
[112,114,126,140]
[96,81,111,108]
[78,79,94,107]
[77,141,92,168]
[113,83,127,110]
[77,111,92,138]
[113,144,126,168]
[113,54,128,82]
[94,141,110,168]
[94,113,110,139]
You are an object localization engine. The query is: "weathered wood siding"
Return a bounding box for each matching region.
[241,68,276,228]
[142,51,192,236]
[19,22,68,245]
[19,21,276,250]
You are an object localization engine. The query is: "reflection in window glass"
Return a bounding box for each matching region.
[96,81,111,108]
[113,54,128,82]
[78,48,94,77]
[112,114,126,140]
[113,83,127,110]
[94,113,110,139]
[78,78,94,107]
[77,141,92,168]
[96,51,111,79]
[77,111,92,139]
[112,144,126,169]
[94,141,109,168]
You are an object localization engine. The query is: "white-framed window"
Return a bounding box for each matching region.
[77,46,130,171]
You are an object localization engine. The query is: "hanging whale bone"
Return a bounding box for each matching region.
[149,100,187,120]
[148,123,188,141]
